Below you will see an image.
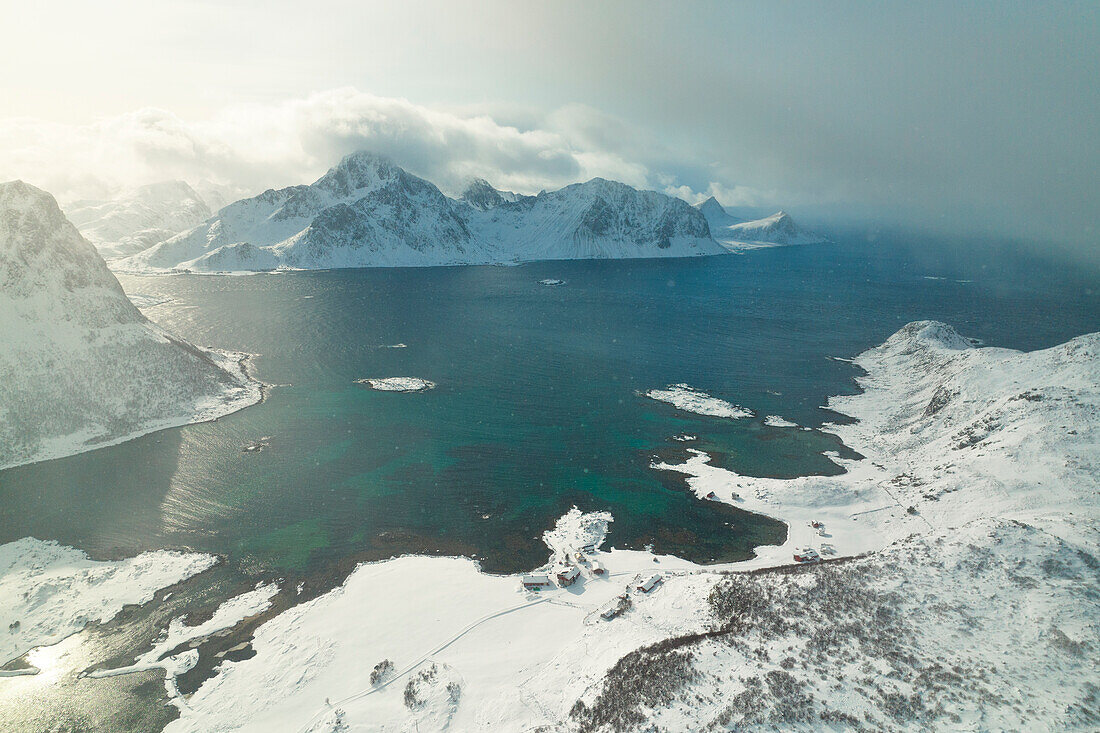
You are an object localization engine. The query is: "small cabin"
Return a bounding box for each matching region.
[705,491,718,500]
[556,566,581,586]
[636,573,662,593]
[590,561,605,576]
[600,605,621,620]
[522,574,552,590]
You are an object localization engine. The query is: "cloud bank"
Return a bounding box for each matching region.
[0,89,758,210]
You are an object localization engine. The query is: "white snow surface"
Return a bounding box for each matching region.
[355,377,435,392]
[541,507,612,565]
[763,414,799,428]
[0,180,263,469]
[646,383,755,419]
[114,152,726,273]
[0,538,216,667]
[64,181,212,259]
[164,321,1099,731]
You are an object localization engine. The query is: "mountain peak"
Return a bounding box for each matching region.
[0,179,57,210]
[335,149,393,169]
[460,178,528,210]
[0,180,74,244]
[693,194,744,231]
[314,151,401,196]
[0,179,132,300]
[460,178,505,210]
[890,321,975,351]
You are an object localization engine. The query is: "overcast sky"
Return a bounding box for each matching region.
[1,1,1097,259]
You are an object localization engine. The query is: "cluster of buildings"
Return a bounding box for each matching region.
[520,544,607,591]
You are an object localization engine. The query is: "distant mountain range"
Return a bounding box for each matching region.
[693,196,825,250]
[64,181,214,259]
[115,152,732,271]
[104,152,823,272]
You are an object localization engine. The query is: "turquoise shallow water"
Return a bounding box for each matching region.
[0,236,1097,577]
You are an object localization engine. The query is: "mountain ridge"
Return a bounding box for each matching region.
[117,152,726,272]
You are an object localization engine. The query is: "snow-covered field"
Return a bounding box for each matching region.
[0,539,216,670]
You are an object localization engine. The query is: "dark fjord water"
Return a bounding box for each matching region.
[1,237,1097,580]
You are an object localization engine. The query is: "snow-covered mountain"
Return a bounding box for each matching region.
[457,178,531,211]
[116,152,726,272]
[696,197,825,250]
[64,181,212,259]
[0,180,261,469]
[722,210,824,245]
[468,177,721,262]
[694,195,742,228]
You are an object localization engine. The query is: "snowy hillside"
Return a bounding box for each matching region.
[697,198,825,250]
[64,181,212,259]
[116,152,725,272]
[140,321,1098,731]
[0,181,261,469]
[635,321,1100,729]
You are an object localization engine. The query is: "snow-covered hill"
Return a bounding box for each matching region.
[64,181,212,259]
[0,181,261,469]
[116,152,725,272]
[697,198,825,250]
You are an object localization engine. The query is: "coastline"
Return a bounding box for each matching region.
[162,321,1098,730]
[3,320,1096,731]
[0,348,265,472]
